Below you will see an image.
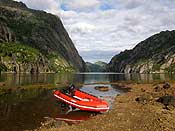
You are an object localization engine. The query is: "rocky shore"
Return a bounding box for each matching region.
[35,82,175,131]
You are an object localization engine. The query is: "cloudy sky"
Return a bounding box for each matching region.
[15,0,175,62]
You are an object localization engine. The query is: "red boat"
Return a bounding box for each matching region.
[53,85,109,113]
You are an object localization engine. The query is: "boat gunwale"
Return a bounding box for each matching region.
[54,93,109,111]
[55,90,104,108]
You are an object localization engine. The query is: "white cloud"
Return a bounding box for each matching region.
[13,0,175,62]
[68,22,96,34]
[80,50,119,63]
[61,0,100,10]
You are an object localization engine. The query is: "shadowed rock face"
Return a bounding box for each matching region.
[0,23,50,73]
[107,30,175,73]
[0,0,85,72]
[0,22,15,42]
[0,0,27,9]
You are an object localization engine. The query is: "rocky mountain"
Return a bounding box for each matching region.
[0,0,85,73]
[107,30,175,73]
[86,61,107,72]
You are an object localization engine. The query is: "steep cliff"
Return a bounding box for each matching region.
[0,0,85,73]
[107,30,175,73]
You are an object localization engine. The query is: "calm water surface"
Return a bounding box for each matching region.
[0,73,175,131]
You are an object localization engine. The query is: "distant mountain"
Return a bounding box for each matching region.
[0,0,85,73]
[107,30,175,73]
[86,61,107,72]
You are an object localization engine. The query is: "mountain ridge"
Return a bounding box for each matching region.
[107,30,175,73]
[86,61,107,72]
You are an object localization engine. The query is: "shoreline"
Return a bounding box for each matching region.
[35,82,175,131]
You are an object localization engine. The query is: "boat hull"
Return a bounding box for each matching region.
[53,89,109,113]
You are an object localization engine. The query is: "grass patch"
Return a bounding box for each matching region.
[0,42,40,62]
[152,64,161,72]
[164,64,175,73]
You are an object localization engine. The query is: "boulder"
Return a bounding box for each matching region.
[154,85,162,92]
[163,82,171,89]
[157,96,175,107]
[95,86,110,92]
[135,94,153,104]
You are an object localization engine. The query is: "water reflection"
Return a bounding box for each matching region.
[0,87,99,131]
[80,84,125,108]
[109,73,175,83]
[1,73,175,131]
[55,110,95,125]
[0,88,57,131]
[1,73,175,87]
[0,73,85,87]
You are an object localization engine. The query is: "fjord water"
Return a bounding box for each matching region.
[1,73,175,87]
[0,73,175,131]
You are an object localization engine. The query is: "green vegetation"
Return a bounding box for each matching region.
[9,21,35,38]
[0,0,85,72]
[115,50,131,62]
[164,64,175,73]
[152,63,161,72]
[0,42,40,62]
[0,42,41,72]
[95,61,107,66]
[86,61,107,72]
[107,30,175,73]
[0,63,7,72]
[47,53,75,72]
[0,42,75,73]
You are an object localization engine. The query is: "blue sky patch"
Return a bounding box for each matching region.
[100,4,113,10]
[61,4,69,11]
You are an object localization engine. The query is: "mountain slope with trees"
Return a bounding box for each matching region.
[107,30,175,73]
[0,0,85,73]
